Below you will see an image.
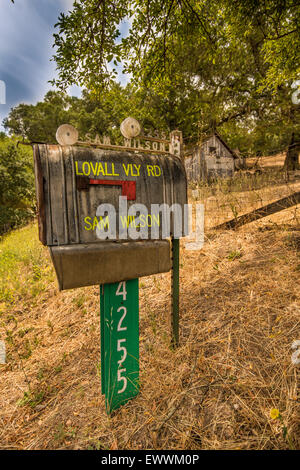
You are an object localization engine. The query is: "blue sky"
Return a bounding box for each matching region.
[0,0,130,131]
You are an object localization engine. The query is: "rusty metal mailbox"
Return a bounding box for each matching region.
[33,131,187,290]
[31,121,187,413]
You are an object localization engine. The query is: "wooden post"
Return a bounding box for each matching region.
[170,130,183,161]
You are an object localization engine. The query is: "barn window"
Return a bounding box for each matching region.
[209,146,216,154]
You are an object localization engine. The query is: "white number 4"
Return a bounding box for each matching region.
[116,281,127,301]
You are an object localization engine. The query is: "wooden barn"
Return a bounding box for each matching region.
[184,132,238,182]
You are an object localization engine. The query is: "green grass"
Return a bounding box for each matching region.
[17,390,45,409]
[227,250,243,261]
[0,222,54,309]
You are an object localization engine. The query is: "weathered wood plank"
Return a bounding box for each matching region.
[214,191,300,230]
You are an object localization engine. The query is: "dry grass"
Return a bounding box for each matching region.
[0,204,299,449]
[190,173,300,229]
[246,152,288,168]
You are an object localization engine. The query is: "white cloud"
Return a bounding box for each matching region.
[61,0,74,12]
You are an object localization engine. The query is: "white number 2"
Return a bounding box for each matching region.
[117,306,127,331]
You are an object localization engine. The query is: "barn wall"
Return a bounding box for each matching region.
[184,135,235,182]
[184,156,193,181]
[184,147,201,181]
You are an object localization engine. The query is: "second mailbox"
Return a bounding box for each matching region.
[33,141,187,290]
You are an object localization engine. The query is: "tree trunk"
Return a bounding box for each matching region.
[284,133,300,170]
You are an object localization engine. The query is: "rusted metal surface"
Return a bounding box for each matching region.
[33,136,187,290]
[79,124,172,154]
[33,144,187,246]
[33,145,46,245]
[50,240,171,290]
[76,140,171,155]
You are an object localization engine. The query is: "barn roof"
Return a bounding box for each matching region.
[201,132,238,159]
[184,132,238,159]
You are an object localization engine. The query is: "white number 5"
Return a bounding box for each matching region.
[117,368,127,394]
[117,339,127,366]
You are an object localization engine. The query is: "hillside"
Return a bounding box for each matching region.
[0,205,299,450]
[246,153,299,170]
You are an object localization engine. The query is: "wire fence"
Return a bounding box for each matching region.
[188,167,300,231]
